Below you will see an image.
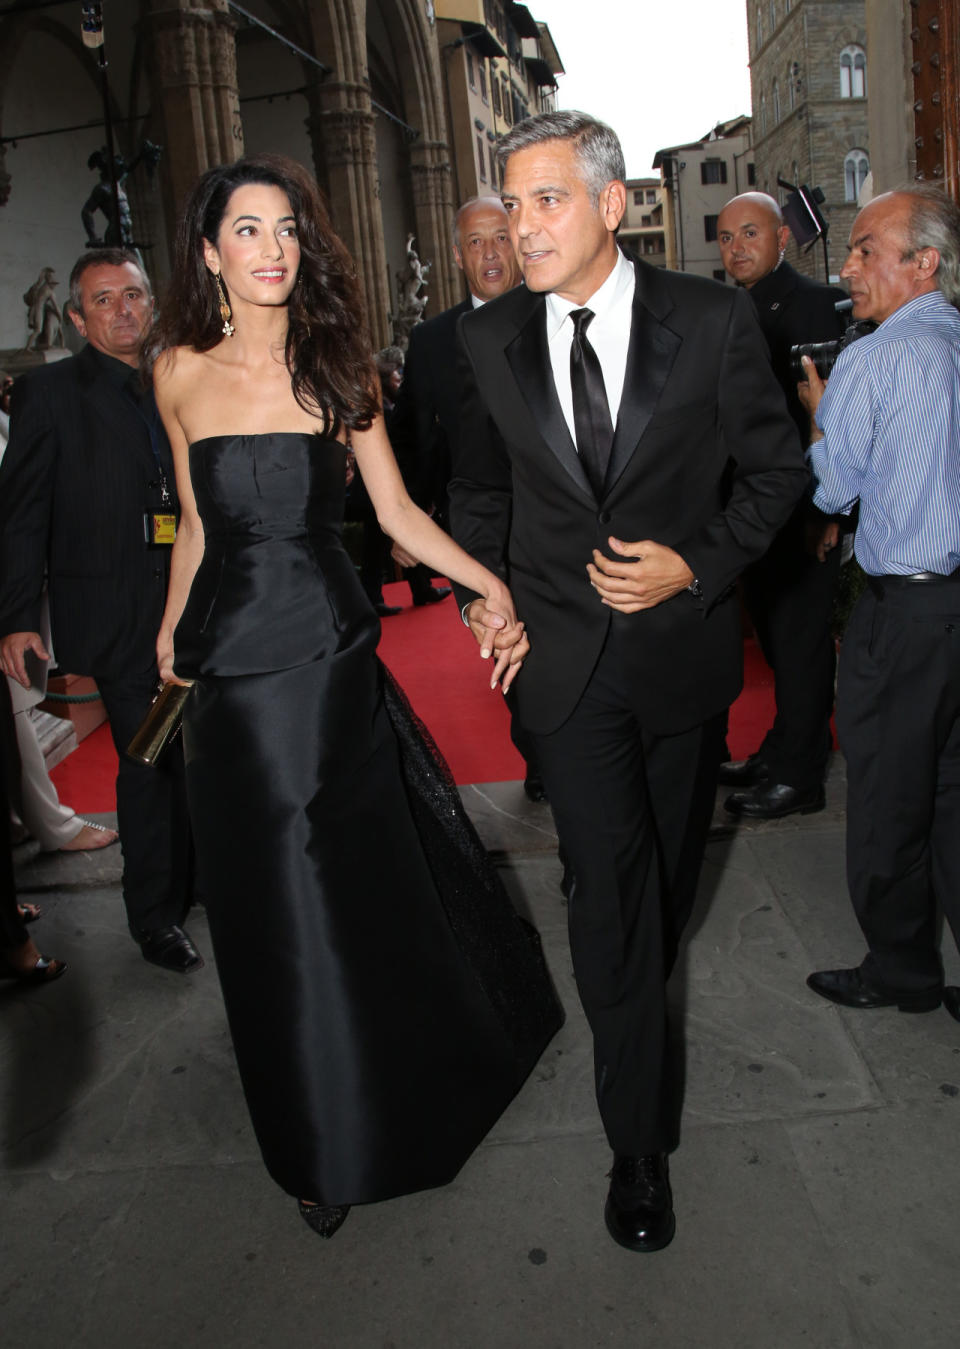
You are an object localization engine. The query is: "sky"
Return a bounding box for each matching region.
[538,0,753,178]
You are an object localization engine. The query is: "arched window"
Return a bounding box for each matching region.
[772,78,781,124]
[788,63,796,110]
[792,160,799,185]
[759,90,767,136]
[756,6,763,48]
[840,45,867,98]
[770,2,777,31]
[844,148,869,202]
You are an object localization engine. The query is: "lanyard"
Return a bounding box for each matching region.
[123,382,172,507]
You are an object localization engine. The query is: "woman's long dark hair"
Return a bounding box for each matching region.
[150,153,378,437]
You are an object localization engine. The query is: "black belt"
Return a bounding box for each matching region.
[867,570,960,598]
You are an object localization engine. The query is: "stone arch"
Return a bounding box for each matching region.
[0,11,133,350]
[0,12,113,210]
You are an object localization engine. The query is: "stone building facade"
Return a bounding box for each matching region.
[620,178,667,270]
[747,0,869,281]
[653,117,755,279]
[437,3,562,202]
[0,0,559,355]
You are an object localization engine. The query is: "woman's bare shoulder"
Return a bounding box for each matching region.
[153,344,208,389]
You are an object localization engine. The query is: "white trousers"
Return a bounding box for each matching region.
[12,705,82,850]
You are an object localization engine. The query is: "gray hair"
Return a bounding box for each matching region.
[496,110,626,204]
[899,187,960,308]
[68,248,150,316]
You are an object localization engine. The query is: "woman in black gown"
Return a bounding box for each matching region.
[151,155,561,1237]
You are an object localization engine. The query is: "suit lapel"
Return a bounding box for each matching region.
[504,296,593,499]
[603,259,682,496]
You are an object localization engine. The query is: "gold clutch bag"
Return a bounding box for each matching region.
[127,681,193,766]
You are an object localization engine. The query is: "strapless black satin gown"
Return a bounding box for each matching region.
[175,433,561,1205]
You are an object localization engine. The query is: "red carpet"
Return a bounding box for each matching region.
[49,580,778,813]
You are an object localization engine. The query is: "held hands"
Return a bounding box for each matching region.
[466,591,529,693]
[587,538,694,613]
[0,631,50,688]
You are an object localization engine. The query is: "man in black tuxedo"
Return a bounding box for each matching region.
[449,112,806,1251]
[716,192,849,819]
[0,249,201,974]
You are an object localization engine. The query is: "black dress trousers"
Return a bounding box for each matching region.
[838,581,960,991]
[96,666,193,939]
[530,619,724,1155]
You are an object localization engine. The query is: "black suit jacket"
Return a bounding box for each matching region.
[390,297,473,511]
[748,261,848,445]
[449,255,808,737]
[0,344,176,679]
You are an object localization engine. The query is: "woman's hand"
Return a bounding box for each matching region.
[157,629,190,687]
[469,581,530,692]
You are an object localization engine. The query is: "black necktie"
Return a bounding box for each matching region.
[569,307,614,500]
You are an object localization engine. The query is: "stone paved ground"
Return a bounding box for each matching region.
[3,761,960,1349]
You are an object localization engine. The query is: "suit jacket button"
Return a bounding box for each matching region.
[599,510,611,525]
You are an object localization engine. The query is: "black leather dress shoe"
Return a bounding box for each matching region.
[718,755,768,787]
[523,775,547,803]
[604,1153,676,1253]
[724,781,825,819]
[412,585,452,606]
[374,602,402,618]
[944,987,960,1023]
[140,925,204,974]
[806,965,941,1013]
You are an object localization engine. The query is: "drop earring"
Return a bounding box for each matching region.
[213,272,235,337]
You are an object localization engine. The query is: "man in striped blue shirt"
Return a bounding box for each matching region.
[799,187,960,1024]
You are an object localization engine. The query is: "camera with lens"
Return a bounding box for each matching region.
[789,299,875,382]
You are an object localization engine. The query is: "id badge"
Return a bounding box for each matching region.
[144,511,177,546]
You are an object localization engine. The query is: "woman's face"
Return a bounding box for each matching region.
[203,182,301,312]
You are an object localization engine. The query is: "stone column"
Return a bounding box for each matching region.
[143,0,243,229]
[303,1,391,347]
[409,137,457,312]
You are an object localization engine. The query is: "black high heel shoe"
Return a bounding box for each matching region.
[298,1200,350,1238]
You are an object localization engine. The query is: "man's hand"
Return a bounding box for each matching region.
[0,631,50,688]
[390,540,420,570]
[797,356,826,442]
[586,538,694,613]
[466,597,530,692]
[804,518,841,563]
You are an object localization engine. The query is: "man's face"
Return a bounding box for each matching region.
[501,139,624,305]
[717,198,789,288]
[840,194,939,324]
[70,261,153,364]
[453,200,521,302]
